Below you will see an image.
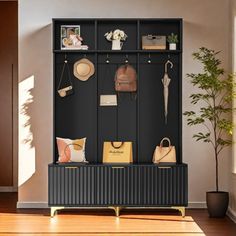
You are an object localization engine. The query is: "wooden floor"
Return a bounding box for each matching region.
[0,193,236,235]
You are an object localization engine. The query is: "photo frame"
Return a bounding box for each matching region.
[61,25,81,50]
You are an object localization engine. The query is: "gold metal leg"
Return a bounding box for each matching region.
[171,206,185,217]
[108,206,122,217]
[50,207,65,217]
[49,206,185,218]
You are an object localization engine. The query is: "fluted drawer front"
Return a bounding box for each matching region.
[96,166,141,205]
[48,164,187,206]
[48,166,96,206]
[142,166,187,205]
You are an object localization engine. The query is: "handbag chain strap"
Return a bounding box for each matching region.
[111,142,124,149]
[57,58,73,91]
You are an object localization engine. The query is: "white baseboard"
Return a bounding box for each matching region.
[17,201,48,208]
[0,186,17,192]
[16,201,207,209]
[227,207,236,223]
[187,202,207,209]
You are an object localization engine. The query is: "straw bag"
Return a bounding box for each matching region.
[153,137,176,164]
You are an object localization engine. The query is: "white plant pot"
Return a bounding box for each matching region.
[169,43,176,50]
[112,39,122,50]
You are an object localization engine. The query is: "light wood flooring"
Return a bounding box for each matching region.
[0,193,235,235]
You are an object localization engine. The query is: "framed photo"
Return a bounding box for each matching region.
[61,25,81,50]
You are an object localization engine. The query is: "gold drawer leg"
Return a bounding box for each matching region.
[108,206,123,217]
[50,207,65,217]
[171,206,185,217]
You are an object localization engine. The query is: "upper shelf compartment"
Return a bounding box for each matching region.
[97,19,138,51]
[53,19,96,51]
[139,19,182,51]
[52,18,182,53]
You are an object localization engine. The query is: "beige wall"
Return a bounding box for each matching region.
[18,0,232,208]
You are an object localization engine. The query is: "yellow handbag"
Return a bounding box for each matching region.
[103,141,133,163]
[153,137,176,164]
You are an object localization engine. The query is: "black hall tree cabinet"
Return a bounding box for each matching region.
[49,18,188,217]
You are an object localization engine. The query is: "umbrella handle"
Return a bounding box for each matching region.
[165,60,173,73]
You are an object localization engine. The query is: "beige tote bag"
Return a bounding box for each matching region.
[153,137,176,164]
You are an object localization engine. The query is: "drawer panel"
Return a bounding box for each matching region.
[48,166,96,206]
[96,166,141,205]
[142,165,188,205]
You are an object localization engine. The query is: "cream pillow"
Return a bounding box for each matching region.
[56,137,87,163]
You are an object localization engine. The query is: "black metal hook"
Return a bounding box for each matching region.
[64,54,68,63]
[106,54,110,64]
[125,54,129,64]
[148,53,151,64]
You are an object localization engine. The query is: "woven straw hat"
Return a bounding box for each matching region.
[73,58,95,81]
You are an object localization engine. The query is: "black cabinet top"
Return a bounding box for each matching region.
[49,162,188,167]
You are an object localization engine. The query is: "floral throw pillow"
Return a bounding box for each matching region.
[56,137,87,163]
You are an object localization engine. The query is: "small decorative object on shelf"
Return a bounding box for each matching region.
[61,25,89,50]
[104,29,127,50]
[167,33,178,50]
[142,35,166,50]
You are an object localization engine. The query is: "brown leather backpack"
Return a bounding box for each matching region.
[114,64,137,92]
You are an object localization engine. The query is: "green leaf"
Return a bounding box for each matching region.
[184,47,236,154]
[217,138,232,146]
[187,117,205,126]
[183,111,195,116]
[193,132,211,142]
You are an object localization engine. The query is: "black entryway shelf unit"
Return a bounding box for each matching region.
[49,18,188,217]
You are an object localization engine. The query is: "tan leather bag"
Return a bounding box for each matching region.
[114,64,137,92]
[103,141,133,163]
[153,137,176,164]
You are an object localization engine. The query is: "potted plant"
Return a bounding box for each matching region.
[167,33,178,50]
[104,29,127,50]
[183,47,236,217]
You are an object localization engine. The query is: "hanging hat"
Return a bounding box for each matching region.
[73,58,95,81]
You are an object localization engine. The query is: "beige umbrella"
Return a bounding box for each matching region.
[162,60,173,124]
